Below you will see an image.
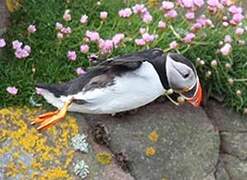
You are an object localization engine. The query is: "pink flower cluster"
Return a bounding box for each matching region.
[55,22,72,39]
[27,24,37,33]
[182,32,196,43]
[63,9,72,21]
[12,40,31,59]
[191,15,213,32]
[100,11,108,20]
[161,1,177,18]
[80,15,88,24]
[132,4,153,23]
[98,39,114,54]
[85,30,100,42]
[118,8,132,18]
[67,51,77,61]
[0,38,6,48]
[6,86,18,95]
[135,30,156,46]
[76,67,86,75]
[84,30,125,54]
[112,33,125,47]
[228,5,245,25]
[220,34,233,56]
[99,36,122,53]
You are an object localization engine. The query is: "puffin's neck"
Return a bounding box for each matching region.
[146,54,170,90]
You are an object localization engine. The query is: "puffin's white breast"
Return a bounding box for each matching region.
[66,62,165,114]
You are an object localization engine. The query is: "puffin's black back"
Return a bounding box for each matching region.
[37,48,169,97]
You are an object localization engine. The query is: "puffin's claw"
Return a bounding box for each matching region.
[32,100,72,131]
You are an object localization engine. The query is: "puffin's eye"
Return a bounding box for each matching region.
[183,73,190,78]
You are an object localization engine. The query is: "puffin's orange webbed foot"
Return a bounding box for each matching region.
[32,100,72,131]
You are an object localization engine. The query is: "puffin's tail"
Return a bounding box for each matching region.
[36,83,67,109]
[36,83,68,97]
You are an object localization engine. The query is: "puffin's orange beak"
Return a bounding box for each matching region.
[188,82,202,107]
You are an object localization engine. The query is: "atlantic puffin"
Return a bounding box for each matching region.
[33,48,202,130]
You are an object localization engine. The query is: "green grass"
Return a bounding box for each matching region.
[0,0,247,113]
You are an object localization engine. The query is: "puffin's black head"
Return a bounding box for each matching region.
[166,53,202,107]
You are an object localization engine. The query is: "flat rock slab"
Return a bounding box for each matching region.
[0,107,132,180]
[83,102,220,180]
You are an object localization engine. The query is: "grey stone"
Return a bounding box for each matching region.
[222,154,247,180]
[0,0,9,36]
[221,132,247,160]
[205,100,247,132]
[215,156,230,180]
[83,102,220,180]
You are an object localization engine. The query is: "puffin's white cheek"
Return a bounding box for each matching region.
[168,71,186,91]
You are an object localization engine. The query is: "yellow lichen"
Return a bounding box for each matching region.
[148,130,159,142]
[96,152,112,165]
[0,107,79,178]
[145,146,156,157]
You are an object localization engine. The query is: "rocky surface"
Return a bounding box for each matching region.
[205,100,247,180]
[0,0,9,36]
[84,102,220,180]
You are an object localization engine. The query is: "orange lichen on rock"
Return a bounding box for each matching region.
[0,107,79,178]
[148,130,159,142]
[145,146,156,157]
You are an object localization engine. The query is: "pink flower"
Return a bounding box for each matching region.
[222,22,229,27]
[161,1,175,10]
[0,38,6,48]
[185,12,195,20]
[80,44,89,54]
[235,27,244,35]
[12,40,23,50]
[57,32,64,39]
[224,35,232,43]
[207,0,220,7]
[135,39,146,46]
[139,28,146,34]
[220,43,232,56]
[132,4,146,14]
[193,0,204,7]
[76,67,86,75]
[99,39,114,54]
[165,9,177,18]
[15,48,30,59]
[67,51,77,61]
[142,33,155,43]
[61,27,72,34]
[181,0,194,8]
[183,33,195,43]
[228,5,242,14]
[55,22,63,30]
[118,8,133,18]
[142,12,153,24]
[230,13,244,25]
[6,86,18,95]
[100,11,108,20]
[63,9,71,21]
[158,21,166,29]
[24,45,31,53]
[80,15,88,24]
[27,24,36,33]
[112,33,125,47]
[85,31,100,42]
[169,41,178,49]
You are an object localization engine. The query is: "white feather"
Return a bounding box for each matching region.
[42,62,165,114]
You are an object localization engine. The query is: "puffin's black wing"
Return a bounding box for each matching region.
[37,48,164,97]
